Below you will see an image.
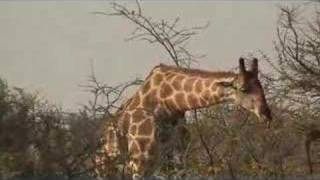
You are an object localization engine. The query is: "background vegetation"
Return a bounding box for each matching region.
[1,2,320,180]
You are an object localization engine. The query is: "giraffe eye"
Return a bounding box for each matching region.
[240,86,250,93]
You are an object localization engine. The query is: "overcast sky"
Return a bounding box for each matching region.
[0,1,307,111]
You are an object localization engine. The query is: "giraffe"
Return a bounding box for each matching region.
[99,57,272,178]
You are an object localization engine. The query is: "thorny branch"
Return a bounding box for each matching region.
[91,1,213,176]
[94,1,208,68]
[272,6,320,94]
[263,4,320,175]
[80,63,143,119]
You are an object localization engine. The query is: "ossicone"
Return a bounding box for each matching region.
[251,58,258,75]
[239,57,246,73]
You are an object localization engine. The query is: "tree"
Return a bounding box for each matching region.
[94,1,207,68]
[92,1,209,176]
[265,3,320,174]
[267,4,320,113]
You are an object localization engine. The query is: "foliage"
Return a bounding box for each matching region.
[0,78,104,179]
[264,3,320,174]
[1,1,320,179]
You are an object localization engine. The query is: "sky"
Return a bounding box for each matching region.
[0,1,308,111]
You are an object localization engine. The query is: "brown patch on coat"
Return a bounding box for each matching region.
[195,80,203,93]
[184,78,196,92]
[187,94,199,108]
[132,110,145,123]
[172,75,184,91]
[205,79,212,88]
[119,112,130,132]
[153,73,163,86]
[165,72,176,82]
[139,119,153,135]
[143,89,158,109]
[216,87,225,97]
[211,84,218,92]
[117,97,133,113]
[160,83,173,98]
[122,118,130,133]
[130,125,137,136]
[136,138,151,152]
[165,98,178,111]
[201,90,211,102]
[199,97,207,106]
[130,141,140,155]
[211,95,219,103]
[106,127,115,141]
[128,95,141,110]
[142,80,151,94]
[123,112,130,121]
[174,93,188,110]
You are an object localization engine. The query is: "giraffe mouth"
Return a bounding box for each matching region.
[259,114,272,128]
[266,119,271,128]
[256,105,272,128]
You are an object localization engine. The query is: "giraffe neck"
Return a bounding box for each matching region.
[124,64,239,116]
[163,74,238,112]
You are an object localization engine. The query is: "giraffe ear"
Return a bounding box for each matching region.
[239,57,246,73]
[251,58,258,75]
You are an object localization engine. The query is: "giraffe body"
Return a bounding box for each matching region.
[100,58,272,177]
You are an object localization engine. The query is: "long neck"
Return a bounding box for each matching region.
[163,74,237,112]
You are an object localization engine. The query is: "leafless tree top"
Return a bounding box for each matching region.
[94,1,208,68]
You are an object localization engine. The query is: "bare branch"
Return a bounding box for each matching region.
[94,1,208,68]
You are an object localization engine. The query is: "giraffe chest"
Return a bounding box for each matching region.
[119,107,184,140]
[154,112,186,144]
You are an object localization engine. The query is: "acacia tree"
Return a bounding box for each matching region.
[94,1,207,68]
[0,1,210,178]
[264,3,320,174]
[267,4,320,112]
[91,0,210,176]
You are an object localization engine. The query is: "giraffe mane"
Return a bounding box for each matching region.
[116,97,134,114]
[157,63,237,79]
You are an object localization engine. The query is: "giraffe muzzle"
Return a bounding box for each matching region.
[262,114,272,129]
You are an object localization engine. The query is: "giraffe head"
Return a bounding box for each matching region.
[228,58,272,127]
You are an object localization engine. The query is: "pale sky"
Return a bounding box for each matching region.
[0,1,306,111]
